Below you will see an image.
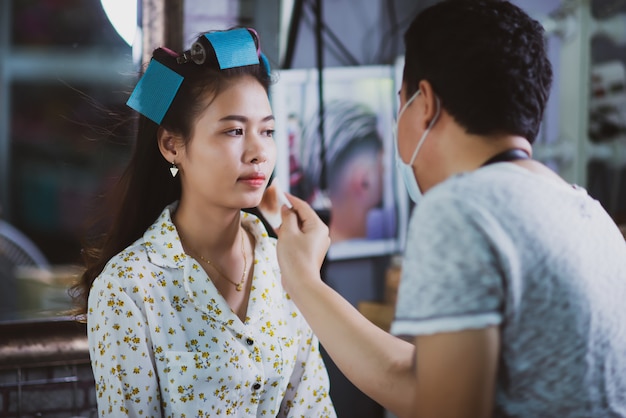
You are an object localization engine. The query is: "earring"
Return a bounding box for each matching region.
[170,162,179,177]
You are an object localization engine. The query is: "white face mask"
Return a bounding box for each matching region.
[393,89,440,204]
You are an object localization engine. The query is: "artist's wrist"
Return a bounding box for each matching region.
[281,268,325,299]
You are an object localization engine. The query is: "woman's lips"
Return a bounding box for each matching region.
[239,173,266,187]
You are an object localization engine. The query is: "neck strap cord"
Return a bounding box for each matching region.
[481,148,530,167]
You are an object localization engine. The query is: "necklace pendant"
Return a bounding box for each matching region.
[236,283,243,291]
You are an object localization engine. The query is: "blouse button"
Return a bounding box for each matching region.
[246,338,254,346]
[252,383,261,390]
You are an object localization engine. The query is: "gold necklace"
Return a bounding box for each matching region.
[195,230,247,291]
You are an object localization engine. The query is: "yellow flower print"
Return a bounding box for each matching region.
[87,206,336,417]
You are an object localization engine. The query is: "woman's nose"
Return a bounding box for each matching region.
[246,132,268,164]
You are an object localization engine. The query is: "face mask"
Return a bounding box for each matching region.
[393,89,440,204]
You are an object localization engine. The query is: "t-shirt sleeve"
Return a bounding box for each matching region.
[391,191,505,337]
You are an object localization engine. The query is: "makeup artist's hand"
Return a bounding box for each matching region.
[275,193,330,292]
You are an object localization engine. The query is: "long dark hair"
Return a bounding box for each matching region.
[71,29,272,319]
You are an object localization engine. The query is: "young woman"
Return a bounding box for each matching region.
[72,28,335,417]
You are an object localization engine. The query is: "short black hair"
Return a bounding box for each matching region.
[403,0,553,143]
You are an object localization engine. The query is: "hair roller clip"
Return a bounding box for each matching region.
[176,51,191,64]
[188,39,208,65]
[185,28,262,69]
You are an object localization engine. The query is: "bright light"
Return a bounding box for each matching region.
[100,0,137,46]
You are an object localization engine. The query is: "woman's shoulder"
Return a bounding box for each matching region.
[95,238,151,284]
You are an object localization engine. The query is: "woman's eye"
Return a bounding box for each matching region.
[264,129,275,138]
[226,128,244,136]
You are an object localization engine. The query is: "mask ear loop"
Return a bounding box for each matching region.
[408,96,441,165]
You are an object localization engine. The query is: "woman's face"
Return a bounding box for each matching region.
[177,75,276,210]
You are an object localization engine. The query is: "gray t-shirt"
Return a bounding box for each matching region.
[391,163,626,417]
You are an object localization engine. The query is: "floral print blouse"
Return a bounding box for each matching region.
[87,204,336,417]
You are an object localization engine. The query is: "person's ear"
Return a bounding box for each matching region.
[418,80,439,128]
[157,127,184,164]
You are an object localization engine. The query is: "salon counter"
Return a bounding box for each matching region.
[0,316,89,369]
[0,316,96,417]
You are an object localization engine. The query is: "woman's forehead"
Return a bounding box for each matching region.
[197,78,272,121]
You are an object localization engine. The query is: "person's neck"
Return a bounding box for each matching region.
[172,197,242,257]
[431,118,532,186]
[420,112,532,192]
[457,133,531,171]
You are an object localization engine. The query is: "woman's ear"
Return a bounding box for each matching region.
[418,80,439,128]
[157,127,183,164]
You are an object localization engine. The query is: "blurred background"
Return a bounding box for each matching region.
[1,0,625,268]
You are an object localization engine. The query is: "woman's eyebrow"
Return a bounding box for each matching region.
[219,115,275,123]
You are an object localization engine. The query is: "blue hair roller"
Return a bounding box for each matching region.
[260,52,271,76]
[205,28,259,69]
[126,60,183,124]
[127,28,266,124]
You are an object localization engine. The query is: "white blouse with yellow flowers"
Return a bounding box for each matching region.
[87,204,336,418]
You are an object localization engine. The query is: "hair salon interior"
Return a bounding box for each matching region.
[1,0,625,417]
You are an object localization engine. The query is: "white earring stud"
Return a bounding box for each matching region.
[170,162,179,177]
